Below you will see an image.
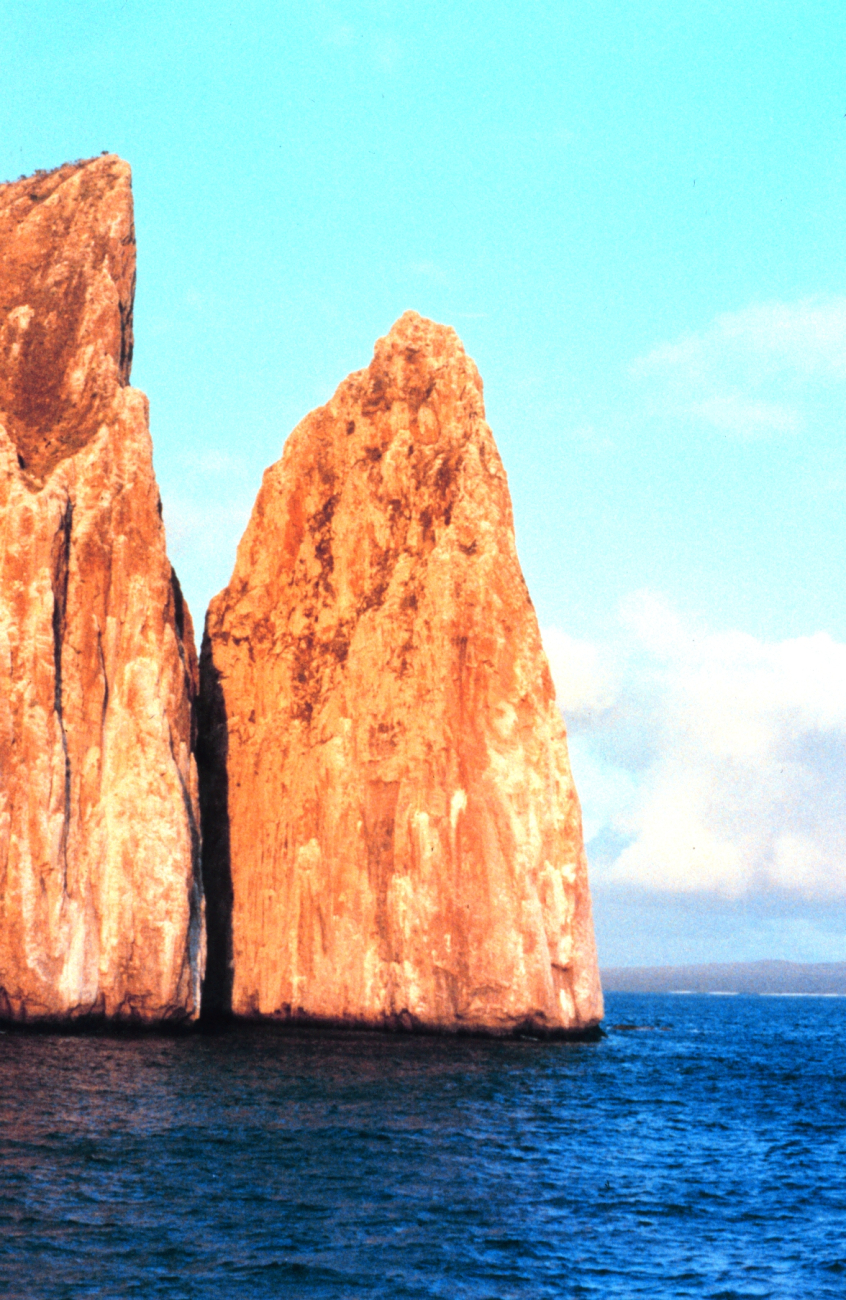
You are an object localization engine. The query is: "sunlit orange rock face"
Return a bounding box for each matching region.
[0,157,204,1022]
[200,311,603,1034]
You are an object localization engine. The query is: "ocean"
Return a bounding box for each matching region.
[1,993,844,1298]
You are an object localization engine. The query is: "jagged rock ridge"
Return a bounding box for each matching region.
[0,156,204,1022]
[200,311,603,1034]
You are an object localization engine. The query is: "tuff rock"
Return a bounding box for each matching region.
[200,311,603,1034]
[0,156,204,1022]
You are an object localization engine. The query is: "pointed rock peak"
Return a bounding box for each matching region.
[200,314,603,1035]
[379,309,466,355]
[0,155,136,483]
[356,311,477,441]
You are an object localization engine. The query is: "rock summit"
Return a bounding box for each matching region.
[200,311,603,1034]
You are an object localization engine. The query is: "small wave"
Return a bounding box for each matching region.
[758,992,846,998]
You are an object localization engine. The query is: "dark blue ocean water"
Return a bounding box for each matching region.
[1,993,844,1299]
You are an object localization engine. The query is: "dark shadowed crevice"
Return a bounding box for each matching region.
[167,723,204,1016]
[118,263,135,383]
[196,633,234,1022]
[96,626,109,725]
[50,498,73,890]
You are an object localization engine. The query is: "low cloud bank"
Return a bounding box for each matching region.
[545,593,846,903]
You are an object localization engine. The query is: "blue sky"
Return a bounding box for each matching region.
[4,1,845,965]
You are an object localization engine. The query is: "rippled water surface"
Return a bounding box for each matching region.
[1,993,844,1298]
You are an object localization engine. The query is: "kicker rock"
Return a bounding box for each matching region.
[200,311,602,1033]
[0,157,204,1022]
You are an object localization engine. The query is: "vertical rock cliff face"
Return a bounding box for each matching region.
[200,311,602,1033]
[0,157,204,1022]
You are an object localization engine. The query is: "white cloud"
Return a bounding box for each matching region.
[162,497,252,569]
[543,628,616,716]
[545,596,846,902]
[563,738,639,847]
[408,261,451,286]
[191,448,252,478]
[631,295,846,438]
[635,296,846,383]
[564,423,615,452]
[692,394,804,438]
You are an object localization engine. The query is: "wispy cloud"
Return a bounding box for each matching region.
[408,261,451,286]
[545,596,846,902]
[692,394,804,438]
[634,297,846,382]
[162,497,252,564]
[631,295,846,438]
[543,629,616,716]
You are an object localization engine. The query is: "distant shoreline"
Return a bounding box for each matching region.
[601,959,846,996]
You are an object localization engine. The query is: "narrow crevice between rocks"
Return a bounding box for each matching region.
[50,497,73,891]
[196,639,234,1023]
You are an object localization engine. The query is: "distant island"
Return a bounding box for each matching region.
[601,960,846,995]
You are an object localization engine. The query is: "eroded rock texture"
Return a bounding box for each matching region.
[200,311,602,1034]
[0,156,204,1022]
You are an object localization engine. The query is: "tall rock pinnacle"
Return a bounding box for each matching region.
[200,311,602,1033]
[0,157,204,1022]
